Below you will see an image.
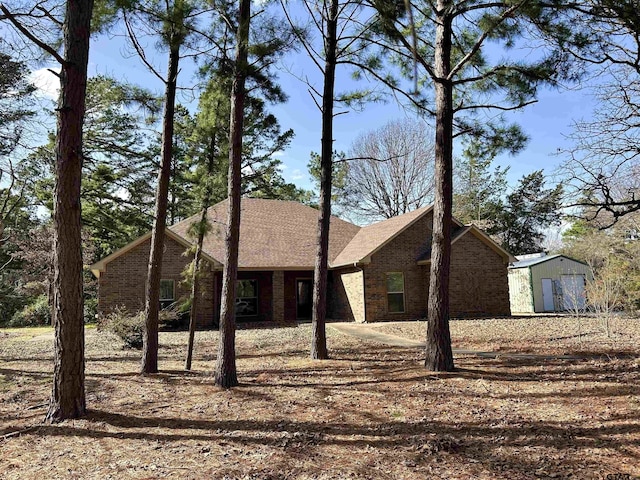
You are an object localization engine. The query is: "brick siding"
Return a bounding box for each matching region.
[97,236,216,327]
[449,233,511,317]
[328,268,364,322]
[272,271,285,323]
[99,213,510,326]
[356,213,510,322]
[363,214,432,322]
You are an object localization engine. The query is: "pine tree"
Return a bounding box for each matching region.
[214,0,251,388]
[488,170,563,255]
[281,0,381,359]
[27,76,161,259]
[119,0,200,374]
[1,0,95,422]
[373,0,581,371]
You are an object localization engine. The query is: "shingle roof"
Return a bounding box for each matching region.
[92,198,512,276]
[417,224,516,264]
[331,206,433,267]
[509,254,588,269]
[170,198,361,269]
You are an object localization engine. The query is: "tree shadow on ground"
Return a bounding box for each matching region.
[3,335,638,479]
[22,409,640,478]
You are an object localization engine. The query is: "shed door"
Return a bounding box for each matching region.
[541,278,555,312]
[561,274,586,311]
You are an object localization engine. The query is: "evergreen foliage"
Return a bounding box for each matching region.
[487,170,563,255]
[26,76,160,259]
[453,155,508,226]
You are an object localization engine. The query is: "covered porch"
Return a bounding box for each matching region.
[209,270,315,326]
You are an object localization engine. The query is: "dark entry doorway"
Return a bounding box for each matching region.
[296,279,313,319]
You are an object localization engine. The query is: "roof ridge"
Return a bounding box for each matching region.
[171,198,360,233]
[169,198,361,269]
[360,204,431,229]
[510,253,582,269]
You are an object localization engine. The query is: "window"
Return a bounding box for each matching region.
[236,279,258,317]
[160,279,175,301]
[386,272,405,313]
[159,279,175,309]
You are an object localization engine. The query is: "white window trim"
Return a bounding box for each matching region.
[386,272,405,314]
[159,279,175,302]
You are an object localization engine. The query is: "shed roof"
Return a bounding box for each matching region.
[509,254,588,269]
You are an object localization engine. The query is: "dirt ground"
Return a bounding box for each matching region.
[0,316,639,480]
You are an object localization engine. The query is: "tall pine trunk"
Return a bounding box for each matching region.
[214,0,250,388]
[184,209,205,371]
[142,43,180,374]
[46,0,93,423]
[425,0,454,372]
[310,0,338,360]
[185,138,216,371]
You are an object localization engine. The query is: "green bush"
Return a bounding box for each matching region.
[0,283,26,327]
[9,295,51,327]
[99,307,144,349]
[84,297,98,324]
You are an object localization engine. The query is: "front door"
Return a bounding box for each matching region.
[296,279,313,319]
[542,278,555,312]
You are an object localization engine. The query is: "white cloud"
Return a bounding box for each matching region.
[291,169,305,181]
[272,150,285,158]
[29,67,60,99]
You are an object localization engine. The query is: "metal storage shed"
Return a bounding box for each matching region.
[508,253,593,313]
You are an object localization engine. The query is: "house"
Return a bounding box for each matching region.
[91,198,515,326]
[508,253,593,313]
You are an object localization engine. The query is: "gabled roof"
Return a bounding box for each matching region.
[90,228,222,278]
[331,206,434,268]
[416,224,516,264]
[509,254,588,269]
[92,198,510,276]
[170,198,361,270]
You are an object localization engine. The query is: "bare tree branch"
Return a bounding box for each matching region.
[0,4,66,65]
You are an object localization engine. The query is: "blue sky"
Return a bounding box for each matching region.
[28,22,596,195]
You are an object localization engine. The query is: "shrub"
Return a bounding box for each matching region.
[159,301,190,330]
[9,295,51,327]
[99,307,144,349]
[0,283,26,327]
[84,297,98,324]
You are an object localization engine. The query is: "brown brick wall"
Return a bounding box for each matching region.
[361,213,511,322]
[97,236,216,327]
[363,214,432,322]
[328,267,363,322]
[272,271,284,323]
[449,233,511,316]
